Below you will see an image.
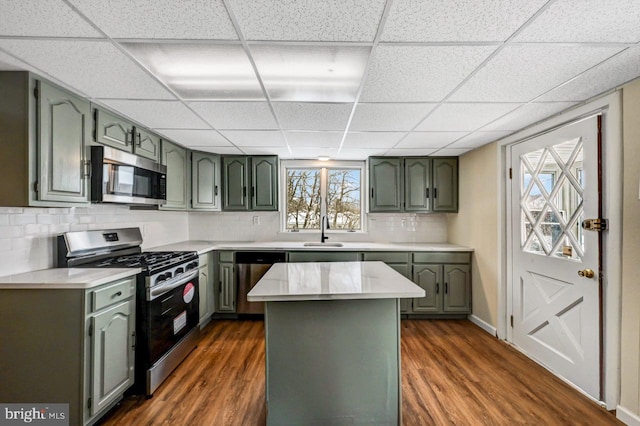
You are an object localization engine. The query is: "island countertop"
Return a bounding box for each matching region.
[247,261,425,302]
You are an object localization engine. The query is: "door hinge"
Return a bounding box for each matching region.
[33,181,38,193]
[87,397,91,409]
[509,168,512,179]
[88,323,93,337]
[33,86,39,99]
[582,218,608,232]
[510,315,514,327]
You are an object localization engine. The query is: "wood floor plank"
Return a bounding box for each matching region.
[98,319,620,426]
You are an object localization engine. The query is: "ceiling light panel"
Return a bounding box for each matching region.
[448,131,512,148]
[0,39,174,99]
[415,103,521,131]
[284,131,343,148]
[251,45,371,102]
[219,130,286,147]
[274,103,353,131]
[350,103,437,131]
[123,43,263,100]
[0,0,102,37]
[99,100,209,129]
[360,45,497,102]
[189,102,278,129]
[396,132,467,149]
[153,129,231,147]
[537,47,640,102]
[514,0,640,43]
[450,44,625,102]
[481,102,578,132]
[343,132,406,149]
[69,0,238,40]
[381,0,547,42]
[228,0,386,42]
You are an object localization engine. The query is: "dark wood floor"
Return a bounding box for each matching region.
[99,319,620,425]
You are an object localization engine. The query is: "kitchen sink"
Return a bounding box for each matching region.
[303,242,344,247]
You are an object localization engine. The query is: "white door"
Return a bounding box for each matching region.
[510,115,601,399]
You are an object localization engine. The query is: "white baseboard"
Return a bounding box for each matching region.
[617,405,640,426]
[468,314,497,336]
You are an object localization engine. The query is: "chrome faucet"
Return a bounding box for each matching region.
[321,215,330,243]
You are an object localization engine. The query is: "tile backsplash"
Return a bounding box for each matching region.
[1,206,447,276]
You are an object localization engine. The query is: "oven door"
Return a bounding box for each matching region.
[147,270,199,365]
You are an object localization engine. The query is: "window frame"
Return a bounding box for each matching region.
[280,159,366,234]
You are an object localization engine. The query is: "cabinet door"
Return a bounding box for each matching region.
[95,109,133,152]
[432,158,458,212]
[369,157,402,212]
[160,140,188,210]
[91,300,134,415]
[135,128,161,162]
[37,81,90,203]
[412,264,442,313]
[404,158,431,212]
[388,264,412,313]
[443,264,471,313]
[251,156,278,211]
[218,263,236,312]
[191,152,221,210]
[199,266,209,326]
[223,156,249,210]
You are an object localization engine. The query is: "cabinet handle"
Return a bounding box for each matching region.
[214,185,218,196]
[243,186,246,197]
[112,291,122,298]
[434,188,438,199]
[425,188,429,198]
[436,283,439,294]
[371,188,374,198]
[251,186,255,197]
[444,283,448,294]
[83,160,91,179]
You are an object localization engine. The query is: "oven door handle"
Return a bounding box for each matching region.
[149,269,199,301]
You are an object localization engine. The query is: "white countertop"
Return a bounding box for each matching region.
[149,240,473,255]
[0,268,141,289]
[247,261,425,302]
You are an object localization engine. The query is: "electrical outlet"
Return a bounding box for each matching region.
[401,219,407,228]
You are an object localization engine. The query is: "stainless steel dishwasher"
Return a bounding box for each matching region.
[236,251,287,314]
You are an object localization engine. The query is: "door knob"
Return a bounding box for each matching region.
[577,269,595,278]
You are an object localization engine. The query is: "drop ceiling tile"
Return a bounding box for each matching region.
[274,103,352,131]
[538,47,640,102]
[228,0,386,42]
[69,0,237,39]
[0,0,102,37]
[124,43,263,100]
[448,131,512,149]
[350,103,437,131]
[284,131,343,148]
[336,149,388,160]
[153,129,231,147]
[360,45,497,102]
[250,44,370,102]
[241,147,292,157]
[449,44,625,102]
[288,147,339,159]
[0,39,174,99]
[415,103,521,131]
[515,0,640,43]
[387,148,438,156]
[395,132,467,149]
[482,102,578,131]
[342,132,405,149]
[382,0,547,42]
[99,100,209,129]
[220,130,286,147]
[431,148,472,156]
[190,102,277,129]
[189,146,244,155]
[0,51,27,70]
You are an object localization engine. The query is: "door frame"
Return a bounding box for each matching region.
[497,92,622,409]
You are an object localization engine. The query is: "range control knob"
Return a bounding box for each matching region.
[186,261,198,271]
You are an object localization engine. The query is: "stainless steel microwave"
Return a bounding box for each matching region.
[90,146,167,205]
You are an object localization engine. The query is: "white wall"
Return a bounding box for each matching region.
[0,204,188,276]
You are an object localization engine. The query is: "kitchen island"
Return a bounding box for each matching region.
[248,261,425,426]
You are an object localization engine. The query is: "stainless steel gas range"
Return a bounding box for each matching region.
[57,228,200,397]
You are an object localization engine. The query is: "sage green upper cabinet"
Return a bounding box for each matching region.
[432,158,458,212]
[134,128,161,162]
[251,156,278,211]
[0,72,92,206]
[369,157,402,212]
[160,140,188,210]
[222,155,278,211]
[191,151,221,211]
[95,108,160,162]
[404,157,431,212]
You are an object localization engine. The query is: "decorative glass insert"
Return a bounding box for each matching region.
[520,138,584,260]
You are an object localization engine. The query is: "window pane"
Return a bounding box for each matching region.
[327,169,361,230]
[286,168,321,230]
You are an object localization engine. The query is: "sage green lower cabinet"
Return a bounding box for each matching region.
[160,140,188,210]
[443,264,471,313]
[0,276,136,426]
[288,251,362,262]
[199,253,215,328]
[362,252,411,313]
[412,264,442,313]
[218,259,236,313]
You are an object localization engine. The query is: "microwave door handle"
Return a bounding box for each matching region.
[149,269,199,301]
[107,165,116,194]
